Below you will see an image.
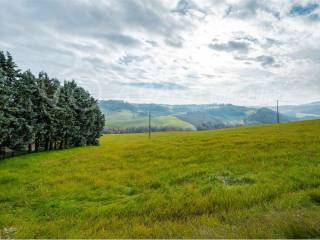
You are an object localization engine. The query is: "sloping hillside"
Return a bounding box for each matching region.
[106,110,196,132]
[99,100,295,132]
[1,120,320,238]
[270,102,320,120]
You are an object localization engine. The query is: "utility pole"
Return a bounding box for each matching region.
[276,100,280,124]
[148,111,151,139]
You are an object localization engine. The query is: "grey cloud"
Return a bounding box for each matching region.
[264,38,282,47]
[83,57,106,70]
[186,72,201,80]
[0,0,188,81]
[0,0,187,44]
[234,34,259,44]
[289,3,318,16]
[1,1,120,36]
[173,0,195,15]
[232,32,284,50]
[209,41,250,53]
[165,37,184,48]
[124,82,187,90]
[233,34,283,50]
[146,40,159,47]
[172,0,207,16]
[289,3,320,22]
[224,0,280,19]
[116,0,178,34]
[0,0,319,105]
[309,13,320,21]
[235,55,279,67]
[97,33,141,47]
[118,54,150,65]
[125,0,189,34]
[290,48,320,63]
[255,55,276,67]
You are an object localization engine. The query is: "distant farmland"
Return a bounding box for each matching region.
[99,100,320,133]
[0,120,320,238]
[106,110,196,131]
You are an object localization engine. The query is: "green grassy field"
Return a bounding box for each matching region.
[106,110,196,130]
[1,120,320,238]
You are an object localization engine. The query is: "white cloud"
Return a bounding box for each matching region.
[0,0,319,105]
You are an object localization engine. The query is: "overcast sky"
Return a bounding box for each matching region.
[1,0,320,105]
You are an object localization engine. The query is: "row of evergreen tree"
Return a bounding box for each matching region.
[0,51,105,155]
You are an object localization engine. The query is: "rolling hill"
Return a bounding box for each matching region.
[105,110,196,132]
[269,101,320,120]
[99,100,298,133]
[0,120,319,238]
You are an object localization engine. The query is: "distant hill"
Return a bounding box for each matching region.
[99,101,197,133]
[98,100,319,133]
[269,102,320,120]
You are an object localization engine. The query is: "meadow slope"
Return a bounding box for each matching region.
[1,120,320,238]
[106,110,196,130]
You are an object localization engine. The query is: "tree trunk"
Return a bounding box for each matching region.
[28,144,32,153]
[59,140,64,150]
[45,138,49,151]
[49,141,53,151]
[64,138,68,149]
[35,141,39,152]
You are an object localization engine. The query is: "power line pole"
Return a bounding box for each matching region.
[148,111,151,139]
[276,100,280,124]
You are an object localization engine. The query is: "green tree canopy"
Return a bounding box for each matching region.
[0,51,105,155]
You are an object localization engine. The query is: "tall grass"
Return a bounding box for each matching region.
[0,120,320,238]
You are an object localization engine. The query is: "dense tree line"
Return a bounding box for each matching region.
[0,51,105,156]
[106,126,192,134]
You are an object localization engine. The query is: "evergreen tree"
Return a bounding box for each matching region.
[0,51,24,150]
[0,50,105,156]
[0,72,10,147]
[19,71,38,152]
